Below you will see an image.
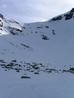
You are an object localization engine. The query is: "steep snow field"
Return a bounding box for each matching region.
[0,8,74,98]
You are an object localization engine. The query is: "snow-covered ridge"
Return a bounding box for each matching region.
[1,8,74,36]
[50,8,74,21]
[0,14,22,36]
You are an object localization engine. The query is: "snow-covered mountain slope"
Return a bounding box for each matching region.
[0,8,74,67]
[0,8,74,98]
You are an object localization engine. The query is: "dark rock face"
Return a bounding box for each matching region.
[41,34,49,40]
[70,8,74,13]
[64,13,73,20]
[0,14,4,19]
[50,8,74,21]
[51,15,62,21]
[64,8,74,20]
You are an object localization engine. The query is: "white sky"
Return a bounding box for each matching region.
[0,0,74,23]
